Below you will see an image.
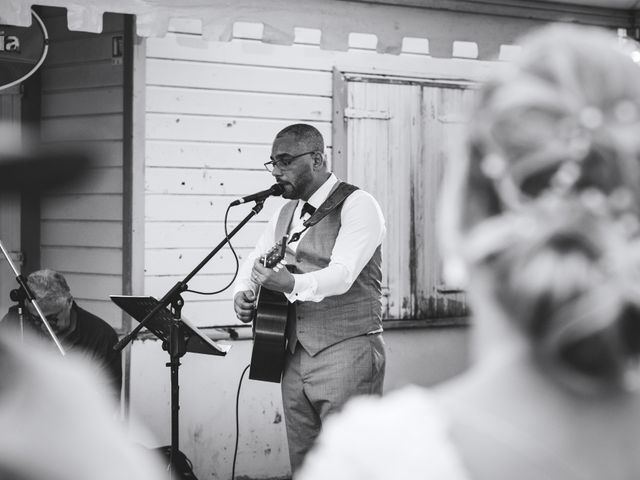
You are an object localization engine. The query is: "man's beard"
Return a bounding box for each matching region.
[280,182,299,199]
[280,167,313,199]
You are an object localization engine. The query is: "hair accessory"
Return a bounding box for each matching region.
[550,160,581,193]
[577,187,640,240]
[619,213,640,238]
[608,187,634,212]
[613,100,638,123]
[579,106,603,130]
[480,153,526,211]
[579,188,608,216]
[480,153,508,181]
[566,128,591,163]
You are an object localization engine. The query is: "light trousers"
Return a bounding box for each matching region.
[281,333,386,474]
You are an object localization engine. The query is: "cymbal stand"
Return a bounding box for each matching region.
[0,239,65,355]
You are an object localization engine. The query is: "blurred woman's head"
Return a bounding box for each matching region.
[441,24,640,394]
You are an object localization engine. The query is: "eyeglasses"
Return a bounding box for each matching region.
[45,311,61,323]
[264,151,318,172]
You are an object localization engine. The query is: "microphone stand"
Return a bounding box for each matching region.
[113,199,266,474]
[9,285,27,343]
[0,239,66,356]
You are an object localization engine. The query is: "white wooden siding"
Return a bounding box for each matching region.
[146,142,272,169]
[146,87,331,120]
[42,221,122,248]
[145,222,264,249]
[41,246,122,274]
[145,29,336,326]
[143,23,494,327]
[41,195,122,221]
[145,195,284,222]
[146,169,282,196]
[146,59,333,96]
[42,88,124,116]
[39,11,125,329]
[146,114,330,144]
[42,63,123,89]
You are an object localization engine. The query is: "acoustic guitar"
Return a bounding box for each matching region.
[249,236,290,383]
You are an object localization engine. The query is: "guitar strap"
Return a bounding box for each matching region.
[303,182,359,228]
[287,182,359,245]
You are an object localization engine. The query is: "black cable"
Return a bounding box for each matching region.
[186,203,240,295]
[232,364,251,480]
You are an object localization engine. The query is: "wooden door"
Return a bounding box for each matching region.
[343,76,475,321]
[417,85,476,318]
[0,87,23,315]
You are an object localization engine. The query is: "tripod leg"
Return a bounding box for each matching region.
[167,320,182,476]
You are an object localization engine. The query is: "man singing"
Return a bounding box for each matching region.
[233,123,386,473]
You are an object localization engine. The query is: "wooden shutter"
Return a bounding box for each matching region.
[343,75,475,321]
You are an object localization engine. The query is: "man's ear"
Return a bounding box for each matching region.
[312,152,325,169]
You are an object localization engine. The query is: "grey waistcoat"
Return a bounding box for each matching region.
[275,189,383,356]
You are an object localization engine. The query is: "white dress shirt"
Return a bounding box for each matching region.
[233,173,386,303]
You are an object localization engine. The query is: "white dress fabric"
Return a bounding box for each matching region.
[297,386,471,480]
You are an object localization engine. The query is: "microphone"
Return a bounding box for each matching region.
[229,183,285,206]
[0,122,93,192]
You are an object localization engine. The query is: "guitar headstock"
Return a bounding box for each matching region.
[261,235,288,268]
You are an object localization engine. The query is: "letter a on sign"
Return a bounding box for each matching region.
[0,9,48,91]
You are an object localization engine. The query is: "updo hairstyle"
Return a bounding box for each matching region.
[460,24,640,393]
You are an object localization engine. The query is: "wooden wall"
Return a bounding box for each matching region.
[143,22,331,326]
[39,10,126,328]
[142,20,502,327]
[131,11,627,480]
[132,13,552,480]
[0,90,23,317]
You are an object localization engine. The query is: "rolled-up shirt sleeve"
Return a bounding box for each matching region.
[286,190,385,303]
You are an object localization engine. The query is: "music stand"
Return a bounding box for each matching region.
[110,295,230,476]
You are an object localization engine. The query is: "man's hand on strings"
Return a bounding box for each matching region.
[251,258,294,294]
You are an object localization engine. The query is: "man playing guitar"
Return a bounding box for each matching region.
[233,123,386,474]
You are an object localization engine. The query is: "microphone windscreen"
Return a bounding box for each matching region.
[271,183,285,195]
[0,121,94,193]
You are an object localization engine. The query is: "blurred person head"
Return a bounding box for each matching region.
[440,23,640,395]
[0,332,165,480]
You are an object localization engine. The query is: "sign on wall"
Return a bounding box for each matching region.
[0,9,48,91]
